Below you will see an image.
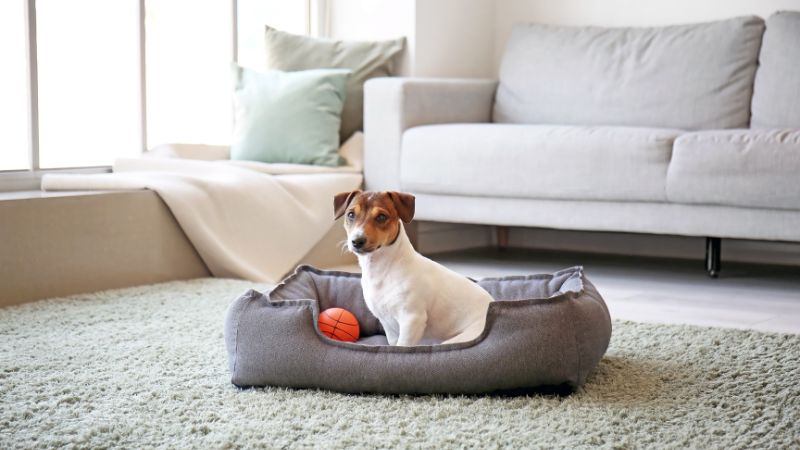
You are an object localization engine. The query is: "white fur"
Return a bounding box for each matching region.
[350,223,492,346]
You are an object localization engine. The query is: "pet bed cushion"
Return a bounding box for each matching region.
[224,265,612,394]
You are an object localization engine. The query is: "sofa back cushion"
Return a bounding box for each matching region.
[751,11,800,128]
[494,16,765,130]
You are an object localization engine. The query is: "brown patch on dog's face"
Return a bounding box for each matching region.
[333,191,415,254]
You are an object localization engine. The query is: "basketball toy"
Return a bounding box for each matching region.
[318,308,360,342]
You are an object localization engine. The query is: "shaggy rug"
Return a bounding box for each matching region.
[1,279,798,449]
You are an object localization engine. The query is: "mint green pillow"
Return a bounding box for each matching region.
[231,65,350,166]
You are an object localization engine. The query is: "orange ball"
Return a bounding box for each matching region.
[318,307,360,342]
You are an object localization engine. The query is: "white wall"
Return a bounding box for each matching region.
[327,0,416,41]
[494,0,800,72]
[415,0,495,78]
[327,0,416,74]
[327,0,495,78]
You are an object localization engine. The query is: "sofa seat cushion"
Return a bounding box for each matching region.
[751,11,800,128]
[494,17,765,130]
[401,124,681,202]
[667,129,800,210]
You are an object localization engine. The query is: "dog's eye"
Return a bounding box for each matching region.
[375,214,387,223]
[346,211,355,220]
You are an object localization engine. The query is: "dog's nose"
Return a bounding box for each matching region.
[351,237,366,249]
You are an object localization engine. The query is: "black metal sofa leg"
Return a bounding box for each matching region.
[705,237,721,278]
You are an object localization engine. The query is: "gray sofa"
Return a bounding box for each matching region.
[363,13,800,276]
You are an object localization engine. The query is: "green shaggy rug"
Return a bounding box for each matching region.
[1,279,798,449]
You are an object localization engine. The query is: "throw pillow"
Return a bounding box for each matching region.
[230,64,350,166]
[264,26,405,142]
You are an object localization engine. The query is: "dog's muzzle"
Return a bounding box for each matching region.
[349,235,374,254]
[351,236,367,250]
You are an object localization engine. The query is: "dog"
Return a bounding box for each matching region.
[334,190,493,346]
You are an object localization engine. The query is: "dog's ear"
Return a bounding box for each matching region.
[334,190,361,220]
[388,191,415,223]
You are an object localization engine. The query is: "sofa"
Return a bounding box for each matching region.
[363,12,800,277]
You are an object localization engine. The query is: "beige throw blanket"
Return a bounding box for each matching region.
[41,134,364,282]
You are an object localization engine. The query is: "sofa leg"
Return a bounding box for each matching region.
[496,226,509,251]
[705,237,721,278]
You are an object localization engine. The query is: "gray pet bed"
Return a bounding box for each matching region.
[224,265,611,395]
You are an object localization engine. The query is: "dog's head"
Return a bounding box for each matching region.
[333,190,415,255]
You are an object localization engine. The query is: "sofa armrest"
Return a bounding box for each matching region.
[363,77,497,190]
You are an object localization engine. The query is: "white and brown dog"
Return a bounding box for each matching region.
[334,190,492,346]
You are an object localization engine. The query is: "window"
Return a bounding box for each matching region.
[0,0,30,171]
[1,0,315,187]
[36,0,142,168]
[145,0,313,148]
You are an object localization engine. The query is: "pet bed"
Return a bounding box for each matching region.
[224,265,611,394]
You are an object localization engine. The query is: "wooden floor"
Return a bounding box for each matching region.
[334,248,800,334]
